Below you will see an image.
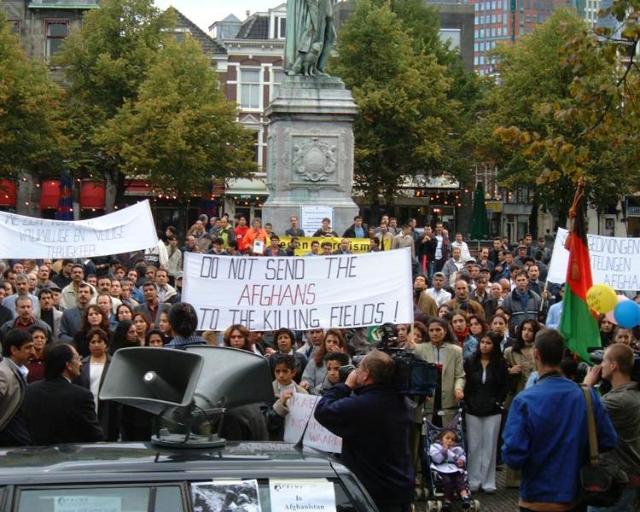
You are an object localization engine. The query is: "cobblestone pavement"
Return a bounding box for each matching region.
[414,470,519,512]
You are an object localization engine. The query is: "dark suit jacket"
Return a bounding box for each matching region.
[76,356,118,441]
[59,307,84,343]
[135,302,170,328]
[24,376,104,445]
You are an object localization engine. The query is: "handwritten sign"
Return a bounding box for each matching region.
[182,249,413,332]
[284,393,342,453]
[269,479,336,512]
[547,228,640,290]
[0,200,158,258]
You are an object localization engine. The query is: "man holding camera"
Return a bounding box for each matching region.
[314,350,414,512]
[583,343,640,511]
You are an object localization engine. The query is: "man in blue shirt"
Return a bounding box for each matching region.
[545,285,564,329]
[503,329,617,512]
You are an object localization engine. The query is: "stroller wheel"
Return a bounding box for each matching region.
[436,501,444,512]
[473,499,481,511]
[426,500,434,511]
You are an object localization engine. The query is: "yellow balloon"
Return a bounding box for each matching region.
[586,284,618,314]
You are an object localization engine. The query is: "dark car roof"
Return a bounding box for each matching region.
[0,442,347,486]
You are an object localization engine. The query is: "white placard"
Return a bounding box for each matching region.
[284,393,342,453]
[182,249,413,331]
[0,200,158,259]
[269,479,337,512]
[54,496,121,512]
[547,228,640,290]
[191,480,262,512]
[301,205,334,237]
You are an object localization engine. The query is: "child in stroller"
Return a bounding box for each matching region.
[428,427,473,511]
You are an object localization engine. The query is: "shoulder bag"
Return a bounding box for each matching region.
[579,384,626,507]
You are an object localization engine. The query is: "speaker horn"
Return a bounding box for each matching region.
[185,346,275,412]
[99,347,204,417]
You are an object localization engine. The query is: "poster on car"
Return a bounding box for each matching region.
[191,480,262,512]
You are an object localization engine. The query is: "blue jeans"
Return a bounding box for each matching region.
[587,488,639,512]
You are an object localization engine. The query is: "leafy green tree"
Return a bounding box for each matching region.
[475,8,639,223]
[331,0,460,207]
[55,0,175,209]
[0,12,68,208]
[95,37,255,198]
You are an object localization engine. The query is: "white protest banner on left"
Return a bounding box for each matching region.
[547,228,640,290]
[182,249,413,332]
[0,200,158,259]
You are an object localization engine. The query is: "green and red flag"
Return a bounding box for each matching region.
[559,178,600,361]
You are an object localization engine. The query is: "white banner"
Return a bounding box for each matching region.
[0,200,158,259]
[283,393,342,453]
[547,228,640,290]
[182,249,413,331]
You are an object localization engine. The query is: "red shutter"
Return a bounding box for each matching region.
[80,181,105,209]
[0,180,17,207]
[40,179,61,209]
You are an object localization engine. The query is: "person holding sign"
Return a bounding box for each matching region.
[242,218,269,255]
[314,350,414,512]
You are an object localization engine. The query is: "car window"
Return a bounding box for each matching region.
[16,485,184,512]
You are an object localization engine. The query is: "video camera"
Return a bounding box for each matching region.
[339,323,438,397]
[589,349,640,382]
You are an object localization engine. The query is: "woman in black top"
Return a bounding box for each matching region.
[463,330,508,494]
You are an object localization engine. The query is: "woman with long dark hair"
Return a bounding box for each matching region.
[449,311,478,361]
[110,319,151,441]
[468,315,488,341]
[74,305,110,358]
[414,317,465,427]
[300,329,349,390]
[464,331,508,493]
[75,327,118,441]
[504,319,540,405]
[110,320,140,353]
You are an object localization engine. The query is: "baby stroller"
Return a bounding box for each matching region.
[421,407,480,511]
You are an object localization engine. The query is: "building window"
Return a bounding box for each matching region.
[46,20,69,58]
[278,17,286,39]
[240,68,261,109]
[270,67,285,100]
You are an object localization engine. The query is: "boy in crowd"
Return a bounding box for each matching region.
[314,352,350,395]
[267,354,308,440]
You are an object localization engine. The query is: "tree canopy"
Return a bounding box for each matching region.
[331,0,465,204]
[96,37,256,198]
[475,8,639,222]
[55,0,255,207]
[0,13,68,178]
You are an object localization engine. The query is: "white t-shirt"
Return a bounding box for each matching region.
[89,361,105,413]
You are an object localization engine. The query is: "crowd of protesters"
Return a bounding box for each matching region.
[0,211,638,512]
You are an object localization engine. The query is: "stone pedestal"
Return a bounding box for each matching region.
[262,76,359,236]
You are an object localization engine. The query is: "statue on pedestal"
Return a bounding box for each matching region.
[285,0,336,76]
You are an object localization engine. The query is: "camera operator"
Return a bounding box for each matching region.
[583,343,640,511]
[314,350,414,512]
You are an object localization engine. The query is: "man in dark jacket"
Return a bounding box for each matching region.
[315,350,414,512]
[342,215,368,238]
[24,343,104,445]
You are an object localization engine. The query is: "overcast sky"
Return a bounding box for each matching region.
[154,1,282,31]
